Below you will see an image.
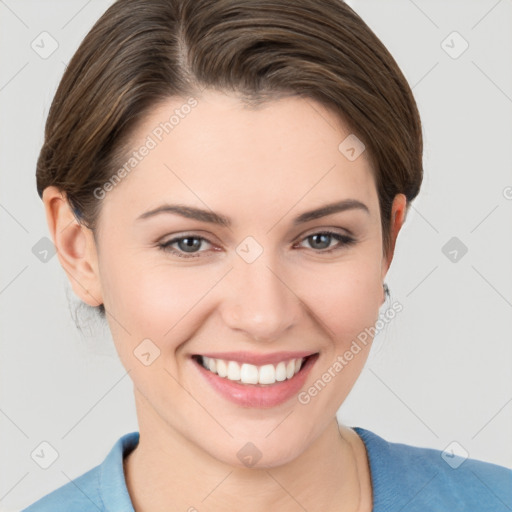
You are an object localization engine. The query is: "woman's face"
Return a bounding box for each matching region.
[85,90,403,467]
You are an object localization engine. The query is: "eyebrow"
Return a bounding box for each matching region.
[136,199,369,227]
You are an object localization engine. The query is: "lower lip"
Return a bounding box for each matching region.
[192,354,319,408]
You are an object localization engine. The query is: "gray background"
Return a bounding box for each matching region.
[1,0,511,510]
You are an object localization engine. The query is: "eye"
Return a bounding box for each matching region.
[158,234,213,258]
[158,230,356,259]
[295,231,356,253]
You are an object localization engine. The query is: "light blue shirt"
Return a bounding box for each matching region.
[22,427,512,511]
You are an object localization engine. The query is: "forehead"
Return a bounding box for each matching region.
[104,90,378,220]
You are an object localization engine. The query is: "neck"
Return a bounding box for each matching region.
[124,392,371,512]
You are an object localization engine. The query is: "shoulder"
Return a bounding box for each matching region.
[21,432,140,512]
[353,427,512,512]
[21,466,102,512]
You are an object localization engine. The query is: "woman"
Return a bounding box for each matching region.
[23,0,511,510]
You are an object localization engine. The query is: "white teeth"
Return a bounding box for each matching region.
[198,355,307,385]
[227,361,241,381]
[216,359,227,378]
[258,364,275,385]
[207,357,216,373]
[240,363,259,384]
[286,360,295,379]
[275,361,287,382]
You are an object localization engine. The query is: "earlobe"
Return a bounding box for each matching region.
[42,186,103,308]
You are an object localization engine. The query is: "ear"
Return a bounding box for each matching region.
[381,193,407,282]
[42,186,103,308]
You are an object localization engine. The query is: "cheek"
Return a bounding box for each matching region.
[100,252,218,350]
[290,255,383,347]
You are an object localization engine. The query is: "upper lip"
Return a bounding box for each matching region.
[193,351,317,366]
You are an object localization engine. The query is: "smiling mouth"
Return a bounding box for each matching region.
[191,353,318,386]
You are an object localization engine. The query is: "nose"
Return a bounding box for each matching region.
[219,251,301,343]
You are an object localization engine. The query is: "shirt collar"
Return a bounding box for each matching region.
[99,428,388,511]
[99,431,139,511]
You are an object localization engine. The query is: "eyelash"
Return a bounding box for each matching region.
[157,230,356,259]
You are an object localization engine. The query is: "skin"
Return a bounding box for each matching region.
[43,90,406,512]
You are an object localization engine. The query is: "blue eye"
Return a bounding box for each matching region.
[299,231,356,252]
[159,235,212,258]
[158,231,356,259]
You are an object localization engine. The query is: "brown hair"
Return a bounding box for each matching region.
[36,0,423,318]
